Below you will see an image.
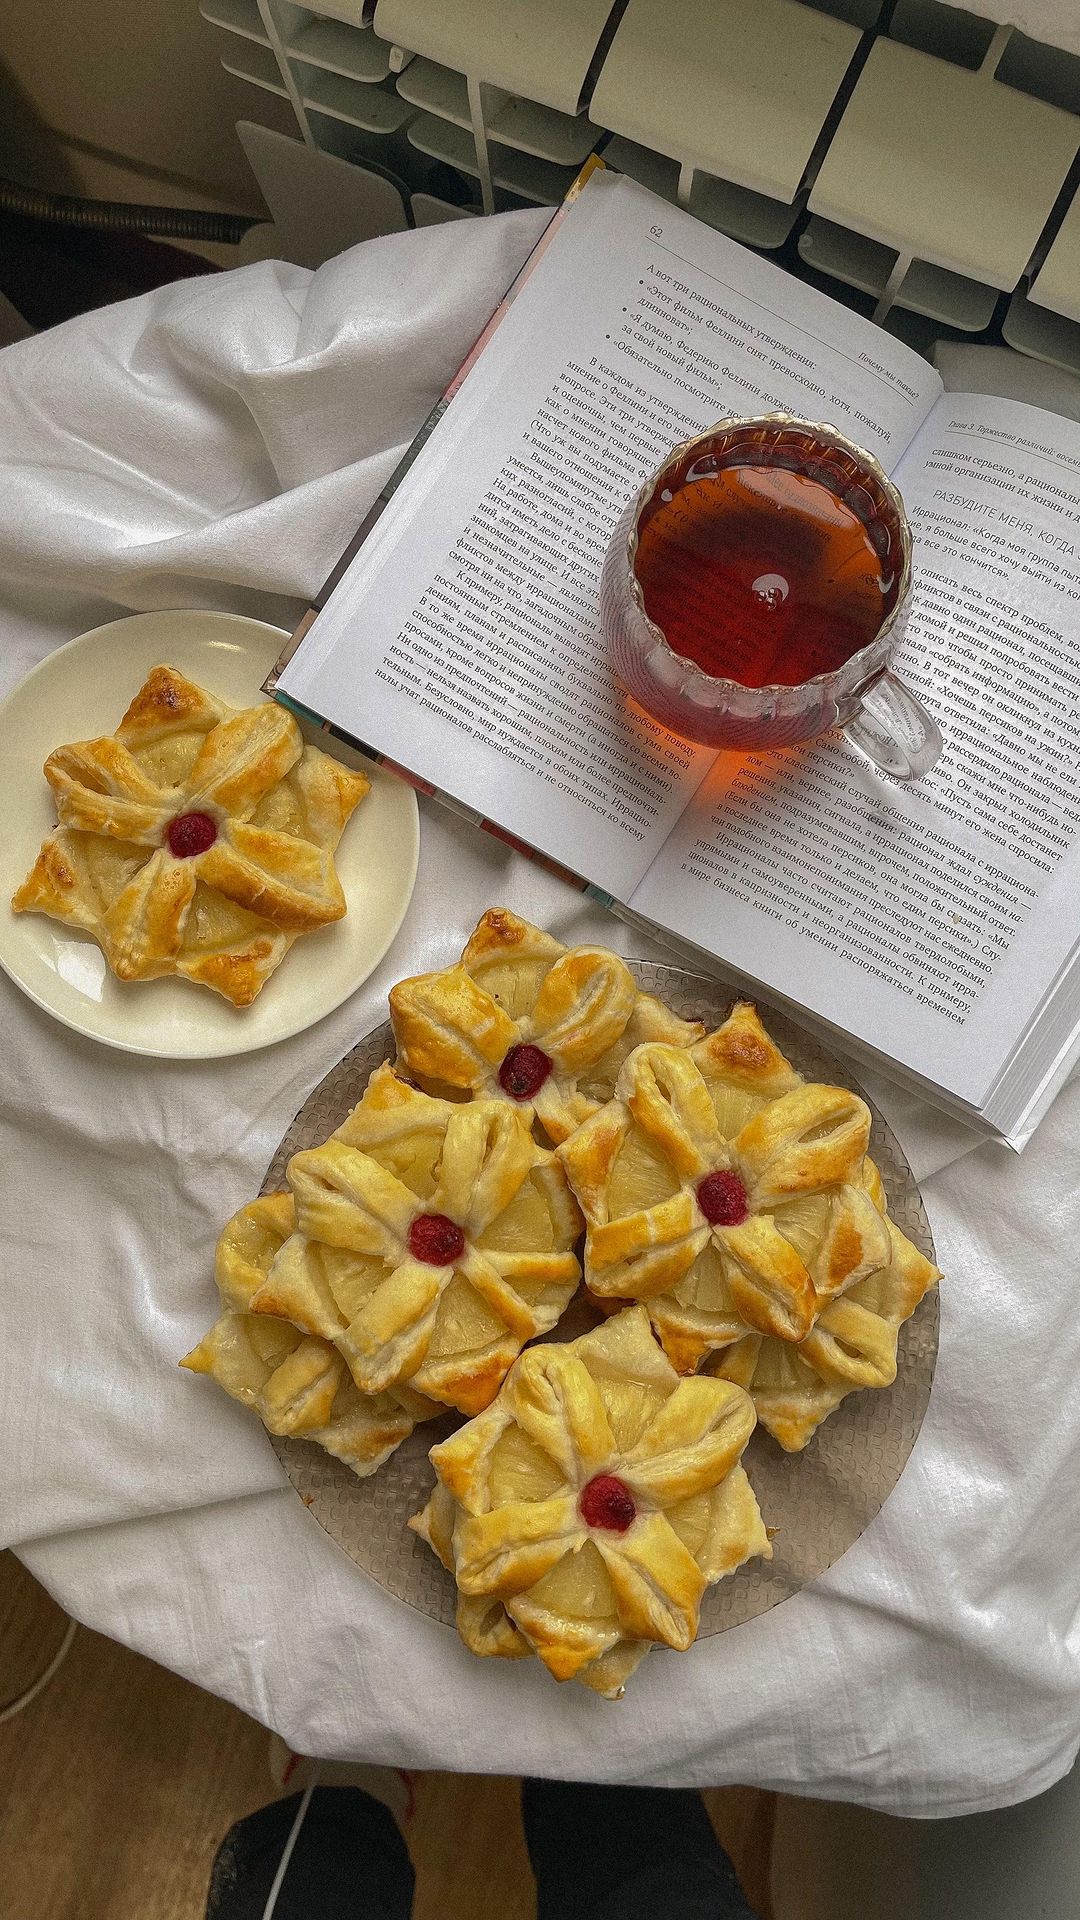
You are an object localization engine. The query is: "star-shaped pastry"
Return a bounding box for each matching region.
[182,1194,433,1477]
[389,908,703,1144]
[412,1304,769,1697]
[246,1064,583,1415]
[707,1155,938,1450]
[557,1002,938,1448]
[13,664,368,1005]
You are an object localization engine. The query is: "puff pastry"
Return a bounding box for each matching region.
[706,1156,938,1449]
[411,1303,769,1697]
[558,1003,939,1449]
[13,664,369,1006]
[246,1064,583,1416]
[389,908,703,1145]
[181,1194,431,1477]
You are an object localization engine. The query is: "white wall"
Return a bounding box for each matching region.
[0,0,295,211]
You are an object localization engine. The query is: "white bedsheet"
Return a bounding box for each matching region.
[2,211,1079,1815]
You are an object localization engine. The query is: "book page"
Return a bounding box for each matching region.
[280,168,940,901]
[632,394,1080,1110]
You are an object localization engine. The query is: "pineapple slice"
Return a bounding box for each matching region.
[80,837,149,914]
[488,1424,566,1505]
[426,1274,506,1360]
[478,1169,557,1253]
[526,1540,620,1626]
[608,1125,680,1215]
[706,1079,768,1142]
[769,1193,832,1264]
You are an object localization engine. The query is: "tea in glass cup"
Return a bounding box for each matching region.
[601,415,941,778]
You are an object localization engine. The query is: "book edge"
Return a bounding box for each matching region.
[264,153,608,695]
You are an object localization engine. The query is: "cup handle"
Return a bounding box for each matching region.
[842,671,943,781]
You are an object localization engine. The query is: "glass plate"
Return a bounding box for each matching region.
[263,963,938,1637]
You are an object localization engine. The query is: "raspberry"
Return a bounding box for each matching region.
[166,811,217,858]
[579,1474,637,1533]
[407,1213,465,1266]
[696,1169,749,1226]
[498,1043,551,1101]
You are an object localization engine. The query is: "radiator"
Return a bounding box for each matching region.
[199,0,1080,373]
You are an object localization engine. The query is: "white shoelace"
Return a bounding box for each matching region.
[261,1773,319,1920]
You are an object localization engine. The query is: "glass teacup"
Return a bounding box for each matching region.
[601,414,941,779]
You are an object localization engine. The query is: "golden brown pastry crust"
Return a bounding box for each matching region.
[411,1304,769,1696]
[389,907,703,1144]
[181,1194,426,1477]
[13,665,369,1006]
[557,1003,939,1448]
[707,1175,939,1450]
[246,1064,583,1416]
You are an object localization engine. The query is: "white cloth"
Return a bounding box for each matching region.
[2,214,1079,1818]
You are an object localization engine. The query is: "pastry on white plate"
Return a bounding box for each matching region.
[14,664,369,1005]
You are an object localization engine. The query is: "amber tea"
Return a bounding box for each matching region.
[632,452,899,689]
[604,415,939,772]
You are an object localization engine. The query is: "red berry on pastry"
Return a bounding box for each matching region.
[498,1043,552,1100]
[407,1212,465,1266]
[696,1169,749,1226]
[166,811,218,858]
[579,1473,637,1533]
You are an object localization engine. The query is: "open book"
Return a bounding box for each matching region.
[273,167,1080,1148]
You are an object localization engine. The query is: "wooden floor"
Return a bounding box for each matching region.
[0,1551,775,1918]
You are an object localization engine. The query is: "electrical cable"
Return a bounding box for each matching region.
[0,1616,78,1723]
[0,178,257,245]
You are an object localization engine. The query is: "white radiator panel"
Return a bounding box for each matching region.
[196,0,1080,377]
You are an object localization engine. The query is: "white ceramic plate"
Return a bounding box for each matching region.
[0,610,419,1058]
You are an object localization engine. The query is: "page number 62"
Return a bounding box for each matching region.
[650,224,663,236]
